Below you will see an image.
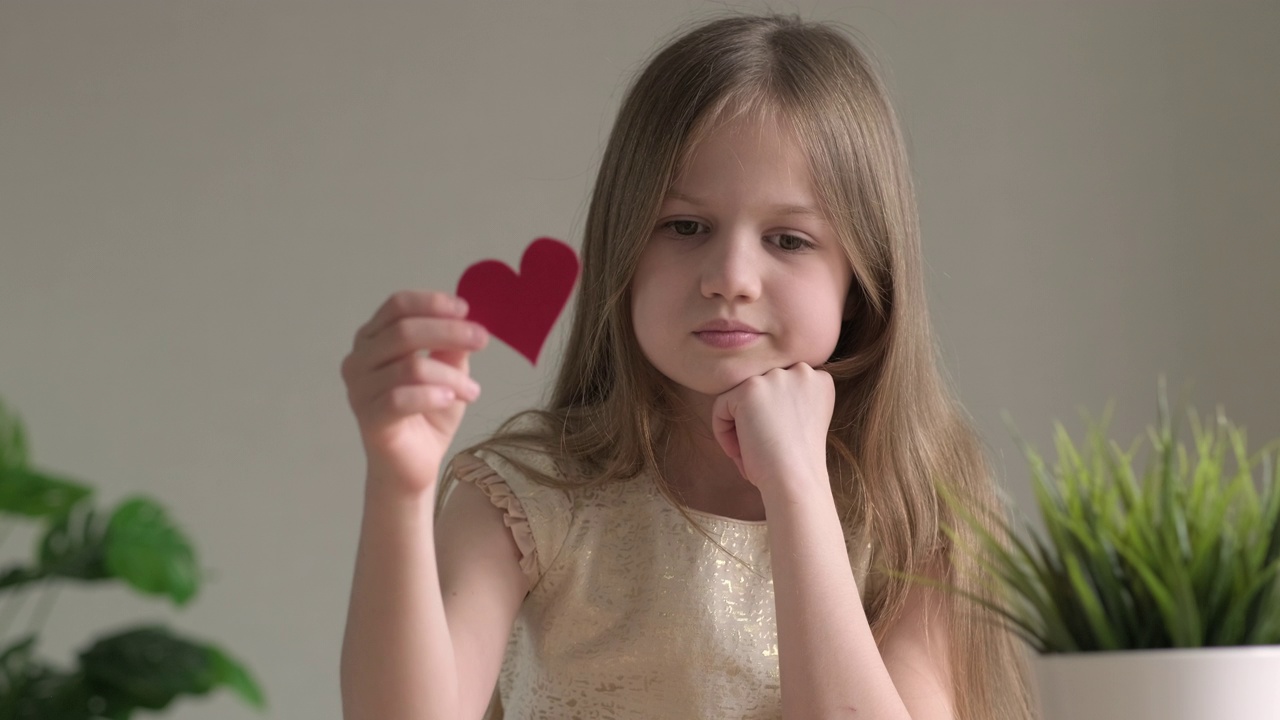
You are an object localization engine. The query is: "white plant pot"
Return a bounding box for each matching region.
[1034,647,1280,720]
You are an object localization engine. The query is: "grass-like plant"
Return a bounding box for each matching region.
[0,396,266,718]
[949,380,1280,653]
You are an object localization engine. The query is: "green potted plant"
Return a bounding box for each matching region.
[949,379,1280,720]
[0,397,266,719]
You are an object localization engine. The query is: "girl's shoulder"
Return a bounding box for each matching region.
[447,412,579,589]
[463,410,624,496]
[447,412,566,492]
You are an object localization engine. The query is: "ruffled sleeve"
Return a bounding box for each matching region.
[445,428,574,590]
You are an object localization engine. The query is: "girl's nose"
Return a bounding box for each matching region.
[699,232,762,302]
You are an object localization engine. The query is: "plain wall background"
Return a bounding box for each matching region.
[1,1,1276,717]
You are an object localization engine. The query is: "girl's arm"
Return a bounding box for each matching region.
[340,469,528,720]
[876,562,955,719]
[766,479,954,720]
[709,364,954,717]
[339,290,520,718]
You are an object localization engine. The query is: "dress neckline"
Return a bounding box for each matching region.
[644,471,769,527]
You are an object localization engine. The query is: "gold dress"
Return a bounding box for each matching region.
[448,434,873,720]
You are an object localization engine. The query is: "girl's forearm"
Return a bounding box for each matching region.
[340,476,460,720]
[765,479,913,720]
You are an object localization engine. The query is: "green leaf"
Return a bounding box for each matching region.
[0,398,31,469]
[938,488,1077,651]
[80,626,215,711]
[1064,554,1120,649]
[103,497,199,605]
[39,505,112,580]
[79,625,266,713]
[0,466,92,519]
[18,672,119,720]
[0,637,124,720]
[0,628,267,719]
[0,566,48,592]
[205,644,267,709]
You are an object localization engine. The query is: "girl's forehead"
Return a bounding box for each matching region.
[673,109,810,181]
[685,100,798,150]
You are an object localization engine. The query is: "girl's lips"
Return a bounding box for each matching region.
[693,330,762,349]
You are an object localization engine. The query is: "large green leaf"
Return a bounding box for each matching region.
[80,626,212,711]
[0,466,92,519]
[9,669,116,720]
[104,497,199,605]
[0,636,125,720]
[79,625,266,712]
[0,628,266,719]
[40,506,111,580]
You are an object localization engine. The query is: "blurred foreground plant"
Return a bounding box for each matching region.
[0,397,265,719]
[949,379,1280,653]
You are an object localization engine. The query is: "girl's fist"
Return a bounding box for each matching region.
[710,363,834,501]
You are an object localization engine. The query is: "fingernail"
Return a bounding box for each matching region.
[455,297,469,315]
[472,324,488,343]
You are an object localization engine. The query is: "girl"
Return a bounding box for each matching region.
[340,12,1034,720]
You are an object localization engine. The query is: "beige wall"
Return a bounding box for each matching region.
[1,2,1276,717]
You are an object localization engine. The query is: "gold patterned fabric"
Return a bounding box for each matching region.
[448,427,872,720]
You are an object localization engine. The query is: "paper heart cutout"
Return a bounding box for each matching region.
[456,237,580,365]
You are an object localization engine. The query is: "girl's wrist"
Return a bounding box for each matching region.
[759,468,834,512]
[363,469,439,507]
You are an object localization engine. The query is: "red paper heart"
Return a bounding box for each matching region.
[456,237,580,365]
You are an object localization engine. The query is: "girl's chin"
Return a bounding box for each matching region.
[663,357,812,398]
[676,372,763,399]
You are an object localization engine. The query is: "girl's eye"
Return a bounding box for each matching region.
[664,220,704,236]
[771,234,815,252]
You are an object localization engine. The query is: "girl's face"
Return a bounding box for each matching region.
[630,112,854,401]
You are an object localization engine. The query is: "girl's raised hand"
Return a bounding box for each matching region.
[340,291,489,495]
[710,363,835,503]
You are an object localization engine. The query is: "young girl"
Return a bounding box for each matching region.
[340,12,1033,720]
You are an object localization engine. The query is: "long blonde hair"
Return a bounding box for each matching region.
[443,11,1034,719]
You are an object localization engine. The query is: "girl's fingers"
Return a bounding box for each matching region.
[355,290,468,344]
[427,345,471,373]
[710,393,743,465]
[340,291,488,427]
[366,384,462,428]
[350,315,489,376]
[350,350,482,410]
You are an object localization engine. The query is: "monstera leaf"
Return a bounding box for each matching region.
[0,496,199,607]
[39,504,111,580]
[0,628,265,719]
[0,465,92,520]
[81,626,265,712]
[104,498,199,605]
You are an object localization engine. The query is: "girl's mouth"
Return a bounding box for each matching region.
[693,331,762,349]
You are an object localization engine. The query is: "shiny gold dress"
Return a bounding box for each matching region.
[447,433,873,720]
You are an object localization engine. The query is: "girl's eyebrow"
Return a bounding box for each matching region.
[664,188,824,220]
